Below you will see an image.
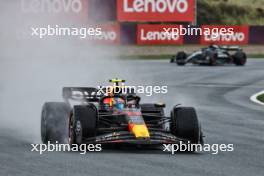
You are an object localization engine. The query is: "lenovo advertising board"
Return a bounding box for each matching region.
[201,25,249,45]
[137,24,183,45]
[21,0,88,23]
[91,24,120,45]
[117,0,195,22]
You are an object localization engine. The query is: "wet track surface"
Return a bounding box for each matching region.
[0,59,264,176]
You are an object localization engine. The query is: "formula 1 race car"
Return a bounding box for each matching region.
[170,45,247,66]
[41,79,203,147]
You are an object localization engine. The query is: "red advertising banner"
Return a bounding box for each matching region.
[91,24,120,44]
[201,25,249,45]
[137,24,184,45]
[117,0,195,22]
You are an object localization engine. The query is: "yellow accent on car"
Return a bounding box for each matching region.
[109,78,125,83]
[132,124,150,138]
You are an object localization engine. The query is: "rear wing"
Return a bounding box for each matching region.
[62,87,102,102]
[62,86,137,103]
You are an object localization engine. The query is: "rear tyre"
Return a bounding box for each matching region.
[70,104,97,145]
[41,102,71,144]
[233,51,247,66]
[170,107,202,144]
[176,51,187,66]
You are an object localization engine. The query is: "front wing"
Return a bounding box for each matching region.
[82,131,189,145]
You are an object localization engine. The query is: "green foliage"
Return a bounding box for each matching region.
[197,0,264,25]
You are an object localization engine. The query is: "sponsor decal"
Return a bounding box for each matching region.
[137,24,183,45]
[201,25,249,45]
[90,24,120,44]
[117,0,195,22]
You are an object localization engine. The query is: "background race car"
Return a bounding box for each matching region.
[170,45,247,66]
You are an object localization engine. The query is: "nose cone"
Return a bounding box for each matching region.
[129,124,150,138]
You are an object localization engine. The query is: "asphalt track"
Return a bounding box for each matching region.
[0,59,264,176]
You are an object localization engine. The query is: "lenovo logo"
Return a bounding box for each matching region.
[117,0,195,22]
[95,31,117,41]
[201,25,249,45]
[21,0,83,13]
[205,32,245,42]
[123,0,188,13]
[140,29,180,41]
[90,24,120,44]
[137,24,183,45]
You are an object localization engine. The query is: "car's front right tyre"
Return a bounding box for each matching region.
[170,107,203,145]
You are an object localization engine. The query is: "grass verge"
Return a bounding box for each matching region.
[198,0,264,25]
[257,94,264,103]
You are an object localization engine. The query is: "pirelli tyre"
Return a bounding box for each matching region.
[233,51,247,66]
[41,102,71,144]
[176,51,187,66]
[69,104,97,145]
[170,107,202,145]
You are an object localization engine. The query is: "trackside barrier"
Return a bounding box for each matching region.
[85,0,264,45]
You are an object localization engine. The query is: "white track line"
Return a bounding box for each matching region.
[250,90,264,106]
